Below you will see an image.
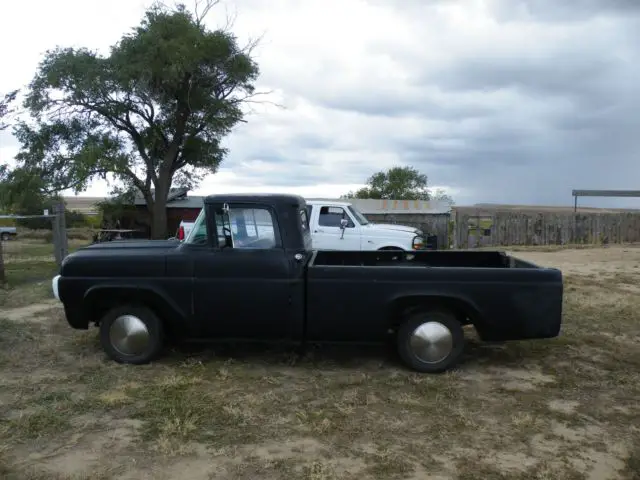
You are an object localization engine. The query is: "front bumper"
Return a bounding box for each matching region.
[52,275,61,301]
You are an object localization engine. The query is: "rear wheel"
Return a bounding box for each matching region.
[0,233,9,242]
[99,304,164,364]
[396,308,464,373]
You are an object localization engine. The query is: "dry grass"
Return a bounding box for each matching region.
[0,246,639,479]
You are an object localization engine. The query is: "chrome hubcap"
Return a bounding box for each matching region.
[409,321,453,363]
[109,315,150,356]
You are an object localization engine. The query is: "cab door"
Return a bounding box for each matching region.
[192,203,296,340]
[310,204,361,251]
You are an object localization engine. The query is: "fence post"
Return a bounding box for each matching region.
[0,234,5,286]
[52,202,68,266]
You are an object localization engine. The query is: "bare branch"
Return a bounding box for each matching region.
[194,0,221,27]
[40,168,110,195]
[220,2,238,32]
[236,89,286,110]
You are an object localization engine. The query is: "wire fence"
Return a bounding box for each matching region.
[0,204,91,287]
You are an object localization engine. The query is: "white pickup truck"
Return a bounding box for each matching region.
[176,199,430,251]
[175,220,195,241]
[305,200,428,251]
[0,226,17,242]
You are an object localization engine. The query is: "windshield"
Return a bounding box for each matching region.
[184,208,207,244]
[347,205,369,225]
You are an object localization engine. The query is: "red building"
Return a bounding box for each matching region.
[112,188,204,238]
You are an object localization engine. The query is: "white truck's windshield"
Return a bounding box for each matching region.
[347,205,369,225]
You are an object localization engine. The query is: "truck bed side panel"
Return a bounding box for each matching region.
[305,264,563,343]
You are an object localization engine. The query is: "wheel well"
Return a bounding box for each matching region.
[84,288,177,336]
[388,295,481,329]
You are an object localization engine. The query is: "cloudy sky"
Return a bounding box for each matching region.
[1,0,639,207]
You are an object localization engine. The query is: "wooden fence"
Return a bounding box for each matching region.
[454,209,640,248]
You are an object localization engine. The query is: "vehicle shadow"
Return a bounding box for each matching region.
[160,335,562,373]
[165,340,399,372]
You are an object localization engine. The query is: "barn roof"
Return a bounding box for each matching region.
[132,188,204,209]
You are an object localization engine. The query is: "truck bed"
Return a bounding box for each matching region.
[305,249,562,344]
[311,250,542,269]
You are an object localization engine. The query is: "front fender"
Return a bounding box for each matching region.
[83,284,188,328]
[377,242,410,251]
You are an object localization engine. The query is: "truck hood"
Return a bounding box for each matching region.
[60,240,179,277]
[366,223,422,235]
[83,239,180,250]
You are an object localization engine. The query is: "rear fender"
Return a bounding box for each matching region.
[387,293,485,329]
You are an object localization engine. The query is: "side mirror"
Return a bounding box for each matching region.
[339,218,348,240]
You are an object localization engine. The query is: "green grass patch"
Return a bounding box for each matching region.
[4,260,59,287]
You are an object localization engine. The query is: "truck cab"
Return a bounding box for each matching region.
[305,200,427,251]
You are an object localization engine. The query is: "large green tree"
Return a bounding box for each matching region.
[0,89,53,216]
[10,1,260,238]
[0,90,18,131]
[342,166,454,204]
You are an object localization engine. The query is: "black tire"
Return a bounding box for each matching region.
[396,307,465,373]
[99,304,164,365]
[0,233,9,242]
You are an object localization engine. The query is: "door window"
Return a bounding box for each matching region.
[216,206,278,249]
[318,206,355,228]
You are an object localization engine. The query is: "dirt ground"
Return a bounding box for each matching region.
[1,246,639,480]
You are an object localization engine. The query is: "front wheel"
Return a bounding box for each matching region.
[396,308,465,373]
[0,233,9,242]
[99,304,164,364]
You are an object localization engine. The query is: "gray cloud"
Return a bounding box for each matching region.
[0,129,19,151]
[246,0,639,206]
[4,0,639,208]
[490,0,640,23]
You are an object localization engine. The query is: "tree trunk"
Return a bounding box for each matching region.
[147,169,173,240]
[149,175,171,239]
[150,197,168,239]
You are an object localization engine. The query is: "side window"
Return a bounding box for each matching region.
[300,208,310,232]
[217,206,278,249]
[318,206,354,228]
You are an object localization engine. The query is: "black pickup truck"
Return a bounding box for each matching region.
[52,194,563,373]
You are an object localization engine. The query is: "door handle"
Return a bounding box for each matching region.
[314,229,324,233]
